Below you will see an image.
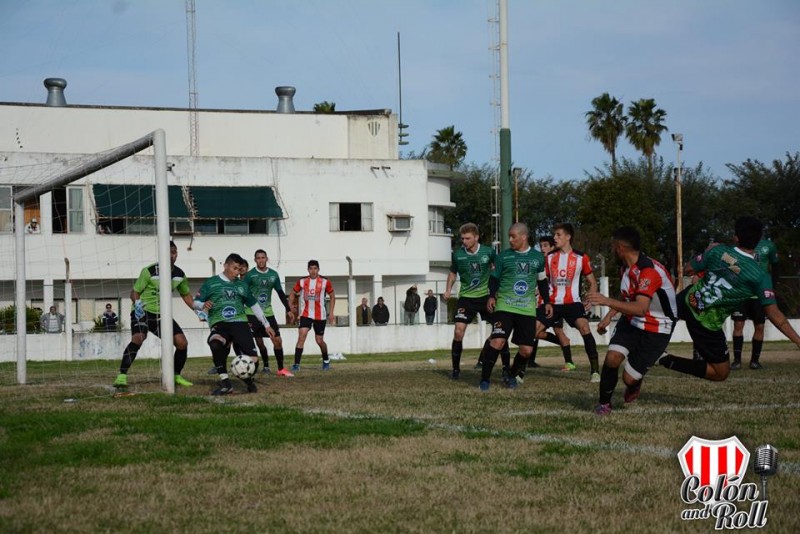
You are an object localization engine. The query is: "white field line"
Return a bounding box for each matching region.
[304,407,800,475]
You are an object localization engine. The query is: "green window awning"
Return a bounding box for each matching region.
[191,187,283,219]
[93,185,189,218]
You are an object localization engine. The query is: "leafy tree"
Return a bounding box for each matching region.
[445,164,495,246]
[585,93,627,172]
[625,98,668,173]
[313,101,336,113]
[427,125,467,170]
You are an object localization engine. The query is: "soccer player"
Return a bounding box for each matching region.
[730,235,779,370]
[481,223,549,391]
[659,217,800,381]
[113,241,196,389]
[527,235,569,370]
[243,249,295,376]
[195,253,275,395]
[545,223,601,382]
[289,259,335,371]
[443,223,497,379]
[585,227,677,415]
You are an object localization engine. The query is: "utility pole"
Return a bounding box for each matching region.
[186,0,199,156]
[498,0,512,249]
[673,133,684,290]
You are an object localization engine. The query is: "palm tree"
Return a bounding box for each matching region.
[313,101,336,113]
[625,98,668,173]
[427,125,467,170]
[585,93,626,172]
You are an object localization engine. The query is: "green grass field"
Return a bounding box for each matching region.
[1,343,799,533]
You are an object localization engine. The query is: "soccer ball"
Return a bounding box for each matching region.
[230,355,256,379]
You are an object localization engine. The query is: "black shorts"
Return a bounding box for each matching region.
[535,304,563,329]
[247,314,281,338]
[299,316,327,336]
[454,296,491,324]
[608,318,672,380]
[731,299,766,325]
[208,321,257,356]
[677,289,729,364]
[490,311,537,346]
[130,310,184,338]
[550,302,588,328]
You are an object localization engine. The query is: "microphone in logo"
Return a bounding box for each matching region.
[753,444,778,500]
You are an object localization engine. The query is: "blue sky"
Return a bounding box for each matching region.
[1,0,798,182]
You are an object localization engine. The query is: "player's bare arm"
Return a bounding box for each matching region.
[327,292,336,325]
[443,271,457,300]
[764,304,800,348]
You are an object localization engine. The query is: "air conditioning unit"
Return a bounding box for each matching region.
[388,214,413,232]
[171,219,194,235]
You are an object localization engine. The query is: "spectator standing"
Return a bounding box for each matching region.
[41,306,64,333]
[404,285,420,325]
[423,290,437,325]
[357,297,372,326]
[102,303,118,331]
[372,297,390,325]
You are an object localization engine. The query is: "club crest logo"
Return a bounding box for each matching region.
[677,436,770,529]
[221,306,237,319]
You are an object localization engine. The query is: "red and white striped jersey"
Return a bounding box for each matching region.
[547,249,593,305]
[620,254,677,334]
[293,276,334,320]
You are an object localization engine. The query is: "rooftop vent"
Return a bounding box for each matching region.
[275,86,296,113]
[44,78,67,107]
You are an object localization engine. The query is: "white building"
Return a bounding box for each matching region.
[0,80,469,360]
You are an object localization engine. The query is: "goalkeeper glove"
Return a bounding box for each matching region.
[133,300,145,320]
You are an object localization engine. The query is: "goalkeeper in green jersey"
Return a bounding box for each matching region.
[660,217,800,382]
[113,242,197,389]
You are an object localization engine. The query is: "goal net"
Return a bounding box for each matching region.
[0,130,179,394]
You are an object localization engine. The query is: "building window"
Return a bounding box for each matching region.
[223,219,249,235]
[0,186,12,233]
[67,186,84,233]
[428,207,445,234]
[329,203,373,232]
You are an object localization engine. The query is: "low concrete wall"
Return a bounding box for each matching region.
[2,318,798,363]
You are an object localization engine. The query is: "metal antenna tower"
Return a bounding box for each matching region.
[487,0,501,251]
[185,0,199,156]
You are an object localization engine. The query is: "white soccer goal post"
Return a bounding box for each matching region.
[12,129,177,393]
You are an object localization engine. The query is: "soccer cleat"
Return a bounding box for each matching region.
[174,375,193,387]
[276,368,295,377]
[623,382,642,404]
[730,360,742,371]
[479,380,490,392]
[212,379,234,396]
[113,373,128,388]
[207,366,219,375]
[562,362,577,372]
[527,360,540,369]
[515,374,524,385]
[590,372,601,383]
[322,360,331,371]
[474,361,483,370]
[593,403,612,416]
[291,363,301,372]
[450,368,460,380]
[262,366,271,375]
[243,378,257,393]
[502,373,517,389]
[749,361,763,370]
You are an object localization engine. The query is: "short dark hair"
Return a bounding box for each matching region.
[734,216,763,249]
[553,223,574,239]
[612,226,641,251]
[308,259,320,268]
[459,223,479,236]
[225,253,246,266]
[170,241,177,249]
[538,235,555,247]
[254,249,267,257]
